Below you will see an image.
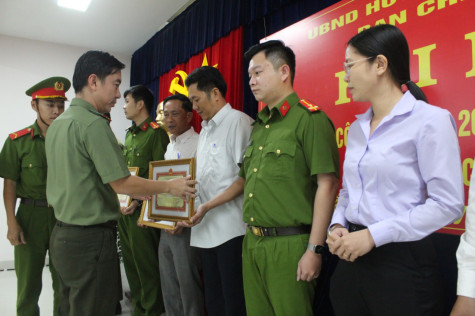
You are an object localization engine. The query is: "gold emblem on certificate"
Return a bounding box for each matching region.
[138,158,195,228]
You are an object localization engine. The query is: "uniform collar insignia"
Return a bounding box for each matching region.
[279,100,290,117]
[141,122,149,131]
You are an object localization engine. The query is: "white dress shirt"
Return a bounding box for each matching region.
[191,103,253,248]
[457,165,475,298]
[164,127,199,160]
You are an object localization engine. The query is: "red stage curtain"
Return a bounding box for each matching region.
[158,27,243,133]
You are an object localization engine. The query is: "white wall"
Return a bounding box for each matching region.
[0,34,133,266]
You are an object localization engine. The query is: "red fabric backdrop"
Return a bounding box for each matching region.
[264,0,475,235]
[158,27,243,133]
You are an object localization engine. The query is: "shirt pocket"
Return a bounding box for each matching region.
[261,141,296,179]
[131,149,151,173]
[207,141,231,176]
[20,156,47,189]
[123,146,135,165]
[242,146,254,173]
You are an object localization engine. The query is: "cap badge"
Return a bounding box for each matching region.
[54,81,65,91]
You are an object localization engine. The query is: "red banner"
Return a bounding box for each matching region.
[264,0,475,235]
[158,27,243,133]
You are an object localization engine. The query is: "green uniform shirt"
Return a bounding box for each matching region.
[239,92,339,227]
[123,117,169,179]
[46,98,130,225]
[0,122,47,200]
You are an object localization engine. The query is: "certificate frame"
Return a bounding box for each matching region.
[148,158,195,221]
[117,167,139,208]
[138,200,176,230]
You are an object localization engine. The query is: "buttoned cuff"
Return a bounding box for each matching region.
[367,220,393,247]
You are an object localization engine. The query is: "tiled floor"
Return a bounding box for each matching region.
[0,264,134,316]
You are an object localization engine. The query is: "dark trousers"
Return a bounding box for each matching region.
[200,235,246,316]
[50,224,120,316]
[330,235,443,316]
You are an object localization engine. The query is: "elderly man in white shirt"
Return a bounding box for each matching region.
[180,66,253,316]
[452,165,475,316]
[158,93,204,316]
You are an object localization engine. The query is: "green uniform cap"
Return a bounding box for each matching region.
[25,76,71,100]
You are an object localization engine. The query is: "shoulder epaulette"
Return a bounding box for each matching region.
[300,99,320,112]
[9,128,33,140]
[149,122,160,129]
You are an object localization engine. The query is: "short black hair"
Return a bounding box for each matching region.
[244,40,296,85]
[184,66,227,98]
[124,85,154,115]
[348,25,427,102]
[72,50,125,94]
[163,94,192,112]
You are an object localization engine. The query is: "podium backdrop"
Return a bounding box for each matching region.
[262,0,475,235]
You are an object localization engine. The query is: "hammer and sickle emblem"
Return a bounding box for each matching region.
[169,71,189,96]
[168,54,219,96]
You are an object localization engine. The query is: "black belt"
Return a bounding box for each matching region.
[20,198,51,208]
[249,225,311,237]
[348,222,367,232]
[56,220,117,230]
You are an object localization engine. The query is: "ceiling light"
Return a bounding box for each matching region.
[57,0,92,12]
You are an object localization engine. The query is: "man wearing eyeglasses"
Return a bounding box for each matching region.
[0,76,70,316]
[159,93,204,316]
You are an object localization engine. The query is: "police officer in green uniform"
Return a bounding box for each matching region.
[0,76,70,316]
[194,41,340,315]
[46,51,196,316]
[242,40,340,316]
[120,85,169,315]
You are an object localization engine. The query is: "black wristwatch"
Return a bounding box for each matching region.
[133,199,143,208]
[307,243,325,254]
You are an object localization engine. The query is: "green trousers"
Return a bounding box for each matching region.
[118,209,164,316]
[50,223,120,316]
[242,230,316,316]
[15,204,60,316]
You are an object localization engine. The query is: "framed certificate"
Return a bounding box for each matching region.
[138,200,176,230]
[148,158,195,221]
[117,167,139,207]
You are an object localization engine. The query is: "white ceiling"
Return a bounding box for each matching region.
[0,0,194,55]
